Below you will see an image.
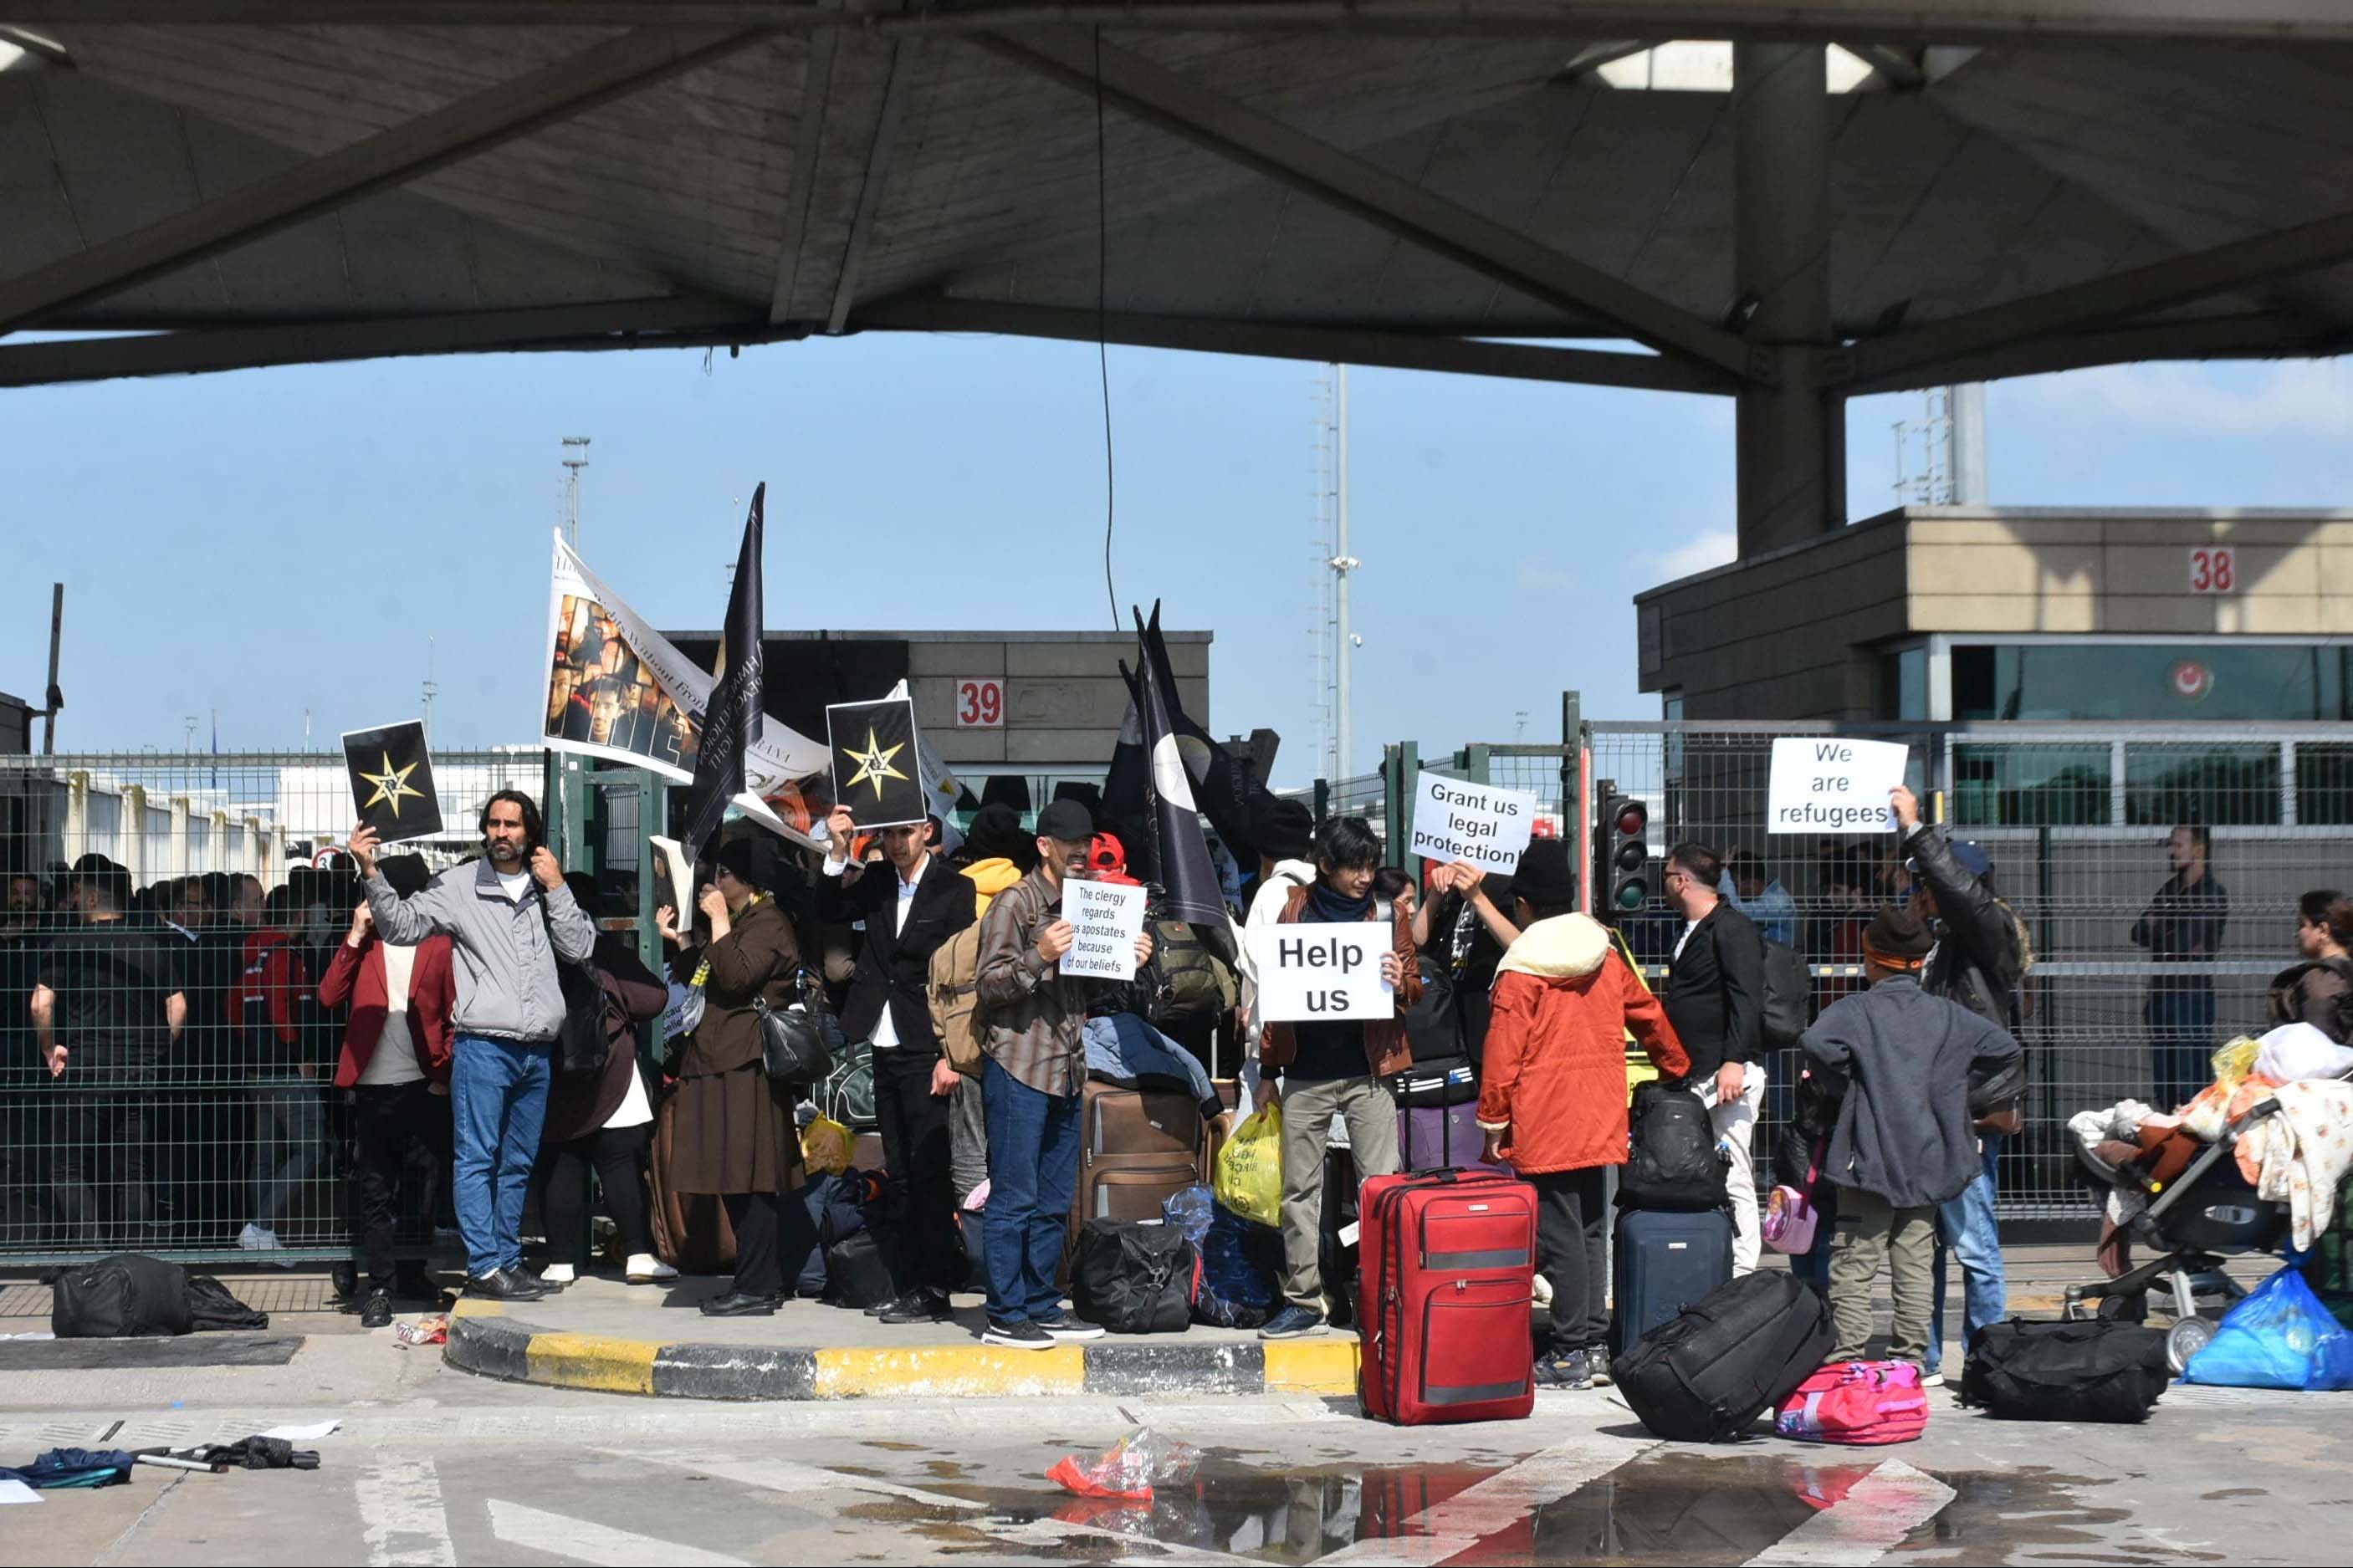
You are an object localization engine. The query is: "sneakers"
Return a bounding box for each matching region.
[1588,1350,1614,1387]
[1259,1305,1327,1340]
[1533,1349,1595,1391]
[983,1318,1054,1351]
[1921,1371,1946,1388]
[625,1254,678,1285]
[1033,1313,1105,1342]
[358,1289,393,1330]
[538,1264,577,1286]
[238,1223,282,1251]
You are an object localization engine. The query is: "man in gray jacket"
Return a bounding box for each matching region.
[1801,907,2021,1369]
[352,789,593,1300]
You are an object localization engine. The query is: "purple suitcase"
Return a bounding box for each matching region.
[1399,1100,1510,1176]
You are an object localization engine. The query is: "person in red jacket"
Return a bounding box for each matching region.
[317,854,457,1326]
[1476,840,1689,1392]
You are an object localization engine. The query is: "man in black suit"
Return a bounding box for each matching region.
[1662,840,1767,1274]
[820,804,978,1324]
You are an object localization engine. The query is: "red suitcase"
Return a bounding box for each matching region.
[1358,1167,1538,1425]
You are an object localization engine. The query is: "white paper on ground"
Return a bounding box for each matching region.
[258,1420,340,1441]
[0,1479,42,1504]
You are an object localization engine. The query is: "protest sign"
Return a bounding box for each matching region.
[826,696,927,830]
[1246,922,1392,1023]
[1061,878,1148,980]
[1766,738,1910,834]
[1408,774,1537,874]
[341,720,443,844]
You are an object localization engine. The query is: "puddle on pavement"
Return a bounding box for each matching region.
[855,1452,2217,1565]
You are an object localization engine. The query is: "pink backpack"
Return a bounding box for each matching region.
[1763,1143,1822,1255]
[1775,1361,1928,1445]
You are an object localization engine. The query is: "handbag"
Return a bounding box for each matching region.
[1764,1142,1822,1255]
[540,895,611,1075]
[756,968,835,1085]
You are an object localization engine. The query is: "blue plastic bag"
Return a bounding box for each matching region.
[1161,1183,1215,1246]
[2183,1264,2353,1391]
[1196,1199,1282,1316]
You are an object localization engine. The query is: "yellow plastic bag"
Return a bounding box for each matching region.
[1215,1104,1284,1228]
[2211,1037,2261,1100]
[801,1114,854,1176]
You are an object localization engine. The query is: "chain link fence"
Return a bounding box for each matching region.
[1,748,548,1264]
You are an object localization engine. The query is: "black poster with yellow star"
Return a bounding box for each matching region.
[340,720,445,844]
[826,697,925,830]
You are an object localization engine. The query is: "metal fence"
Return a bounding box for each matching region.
[1567,722,2353,1219]
[0,748,555,1264]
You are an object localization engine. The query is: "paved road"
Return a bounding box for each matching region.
[0,1330,2342,1565]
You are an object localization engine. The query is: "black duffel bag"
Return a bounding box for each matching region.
[1961,1318,2170,1422]
[1071,1218,1194,1335]
[52,1254,195,1338]
[1617,1080,1730,1213]
[1617,1270,1833,1442]
[823,1228,901,1310]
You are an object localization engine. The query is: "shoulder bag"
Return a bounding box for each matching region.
[756,968,836,1085]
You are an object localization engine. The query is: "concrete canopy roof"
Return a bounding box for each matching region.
[3,2,2351,393]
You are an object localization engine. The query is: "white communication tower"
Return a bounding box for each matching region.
[562,436,591,546]
[1308,366,1358,784]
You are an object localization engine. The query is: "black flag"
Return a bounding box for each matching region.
[683,486,766,858]
[1121,610,1235,959]
[1108,600,1280,868]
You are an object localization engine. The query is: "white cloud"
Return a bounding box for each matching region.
[2013,359,2353,439]
[1644,527,1738,582]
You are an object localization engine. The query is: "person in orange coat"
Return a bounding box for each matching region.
[1476,840,1689,1391]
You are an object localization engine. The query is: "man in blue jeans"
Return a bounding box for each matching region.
[1891,786,2028,1384]
[353,789,594,1300]
[971,799,1153,1350]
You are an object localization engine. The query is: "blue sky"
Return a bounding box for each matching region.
[4,338,2350,788]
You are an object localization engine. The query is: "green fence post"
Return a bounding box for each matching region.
[1561,690,1584,909]
[1314,778,1330,826]
[1465,744,1491,786]
[1385,740,1419,869]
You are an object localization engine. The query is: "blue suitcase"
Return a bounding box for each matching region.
[1611,1208,1735,1354]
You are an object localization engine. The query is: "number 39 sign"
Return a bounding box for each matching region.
[955,678,1004,728]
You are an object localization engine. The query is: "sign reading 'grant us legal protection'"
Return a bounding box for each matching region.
[1408,774,1537,875]
[1247,923,1392,1023]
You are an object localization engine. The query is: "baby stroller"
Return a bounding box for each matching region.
[2064,1097,2291,1372]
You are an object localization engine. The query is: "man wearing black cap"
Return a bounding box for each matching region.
[1802,907,2021,1369]
[32,855,187,1245]
[972,798,1153,1349]
[819,800,977,1325]
[1890,784,2028,1382]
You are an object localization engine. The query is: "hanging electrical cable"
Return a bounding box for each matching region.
[1095,24,1118,631]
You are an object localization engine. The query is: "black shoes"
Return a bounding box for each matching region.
[359,1289,394,1330]
[391,1267,448,1305]
[877,1290,952,1325]
[981,1318,1052,1351]
[700,1290,781,1317]
[463,1268,548,1301]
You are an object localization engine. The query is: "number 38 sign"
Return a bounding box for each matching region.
[2189,546,2235,595]
[955,678,1004,728]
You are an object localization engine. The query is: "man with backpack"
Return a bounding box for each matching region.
[1662,841,1767,1274]
[1801,907,2022,1369]
[1890,784,2028,1384]
[1477,840,1687,1389]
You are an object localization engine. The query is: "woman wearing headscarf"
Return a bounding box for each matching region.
[670,835,812,1315]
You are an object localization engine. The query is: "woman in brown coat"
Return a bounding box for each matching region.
[673,835,811,1316]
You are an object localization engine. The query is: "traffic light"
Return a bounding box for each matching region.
[1606,794,1650,912]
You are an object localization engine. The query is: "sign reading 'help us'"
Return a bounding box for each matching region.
[1408,774,1537,875]
[1247,922,1392,1023]
[1060,878,1148,981]
[1765,737,1910,834]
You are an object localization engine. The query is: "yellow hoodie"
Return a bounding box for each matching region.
[961,857,1024,918]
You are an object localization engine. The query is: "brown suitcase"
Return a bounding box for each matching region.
[1072,1079,1210,1230]
[648,1092,736,1274]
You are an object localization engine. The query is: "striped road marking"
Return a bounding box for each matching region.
[355,1454,456,1568]
[486,1499,749,1567]
[1744,1459,1959,1566]
[1317,1433,1665,1566]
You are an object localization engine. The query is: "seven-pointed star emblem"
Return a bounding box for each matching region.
[358,751,425,820]
[841,727,909,802]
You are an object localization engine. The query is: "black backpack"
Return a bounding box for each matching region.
[1072,1218,1194,1334]
[1759,938,1808,1050]
[1961,1319,2170,1422]
[1617,1271,1833,1442]
[1401,955,1461,1064]
[1617,1080,1730,1212]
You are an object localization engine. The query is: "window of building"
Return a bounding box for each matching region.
[2298,743,2353,826]
[2124,744,2280,826]
[1874,646,1927,721]
[1951,643,2349,723]
[1952,744,2110,826]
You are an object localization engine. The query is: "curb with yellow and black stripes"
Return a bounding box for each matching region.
[443,1299,1361,1402]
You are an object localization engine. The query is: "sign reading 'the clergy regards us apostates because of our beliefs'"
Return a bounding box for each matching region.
[1247,922,1392,1023]
[1765,738,1910,835]
[1408,774,1537,874]
[1061,878,1148,981]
